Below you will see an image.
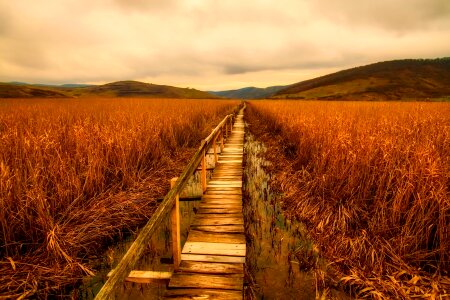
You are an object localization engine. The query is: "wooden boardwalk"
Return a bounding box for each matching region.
[164,111,245,299]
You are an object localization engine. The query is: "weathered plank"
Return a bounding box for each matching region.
[191,225,244,233]
[192,217,244,226]
[187,230,246,244]
[178,261,243,275]
[180,254,245,264]
[106,270,172,283]
[197,208,242,214]
[199,203,242,209]
[202,194,242,199]
[182,242,246,257]
[194,213,243,219]
[169,274,243,290]
[165,288,242,299]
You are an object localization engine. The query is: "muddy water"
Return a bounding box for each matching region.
[243,133,318,299]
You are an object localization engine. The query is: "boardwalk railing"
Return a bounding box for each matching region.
[95,103,243,300]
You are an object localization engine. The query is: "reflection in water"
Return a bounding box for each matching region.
[243,133,317,299]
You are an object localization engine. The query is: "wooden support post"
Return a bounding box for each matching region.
[225,122,228,139]
[213,137,218,163]
[170,177,181,271]
[201,149,207,192]
[220,131,224,152]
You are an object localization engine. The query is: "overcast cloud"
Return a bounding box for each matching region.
[0,0,449,90]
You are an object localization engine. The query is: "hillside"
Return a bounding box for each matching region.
[273,58,450,100]
[210,86,286,99]
[0,83,69,98]
[0,81,218,99]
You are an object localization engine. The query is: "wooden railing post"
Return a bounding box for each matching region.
[170,177,181,271]
[225,121,228,139]
[220,131,224,152]
[201,148,207,192]
[213,137,218,163]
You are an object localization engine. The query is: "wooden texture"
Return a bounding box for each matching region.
[171,177,181,270]
[165,289,242,299]
[180,254,245,264]
[164,107,246,299]
[95,108,241,300]
[106,270,172,283]
[179,261,243,275]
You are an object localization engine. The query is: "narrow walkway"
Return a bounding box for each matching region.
[164,111,245,299]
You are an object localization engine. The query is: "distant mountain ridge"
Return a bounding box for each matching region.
[210,86,286,99]
[0,80,217,99]
[273,57,450,100]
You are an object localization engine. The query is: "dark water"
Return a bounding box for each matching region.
[243,133,317,299]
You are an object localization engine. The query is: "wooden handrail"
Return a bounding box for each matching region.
[95,104,242,300]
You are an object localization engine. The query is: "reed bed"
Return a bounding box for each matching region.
[0,98,237,298]
[246,100,449,299]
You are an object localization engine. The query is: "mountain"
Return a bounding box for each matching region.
[273,58,450,100]
[210,86,286,99]
[0,81,218,99]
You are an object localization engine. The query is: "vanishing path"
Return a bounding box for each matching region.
[164,111,245,299]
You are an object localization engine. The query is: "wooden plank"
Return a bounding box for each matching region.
[191,225,244,233]
[194,213,242,219]
[209,180,242,185]
[201,203,242,207]
[180,254,245,264]
[199,203,242,209]
[202,195,241,199]
[192,217,244,226]
[183,242,245,256]
[114,270,172,283]
[178,261,243,275]
[197,208,242,214]
[165,288,242,299]
[187,230,245,244]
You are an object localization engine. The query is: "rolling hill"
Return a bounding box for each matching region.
[0,81,218,99]
[272,58,450,100]
[210,86,286,99]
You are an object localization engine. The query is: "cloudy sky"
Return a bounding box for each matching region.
[0,0,449,90]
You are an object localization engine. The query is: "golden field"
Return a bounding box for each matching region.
[0,98,237,298]
[246,100,449,299]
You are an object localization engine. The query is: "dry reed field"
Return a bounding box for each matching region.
[246,100,449,299]
[0,98,237,298]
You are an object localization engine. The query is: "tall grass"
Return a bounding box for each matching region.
[247,100,449,299]
[0,98,237,298]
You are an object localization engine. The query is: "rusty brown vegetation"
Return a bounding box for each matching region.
[246,100,449,299]
[0,98,237,298]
